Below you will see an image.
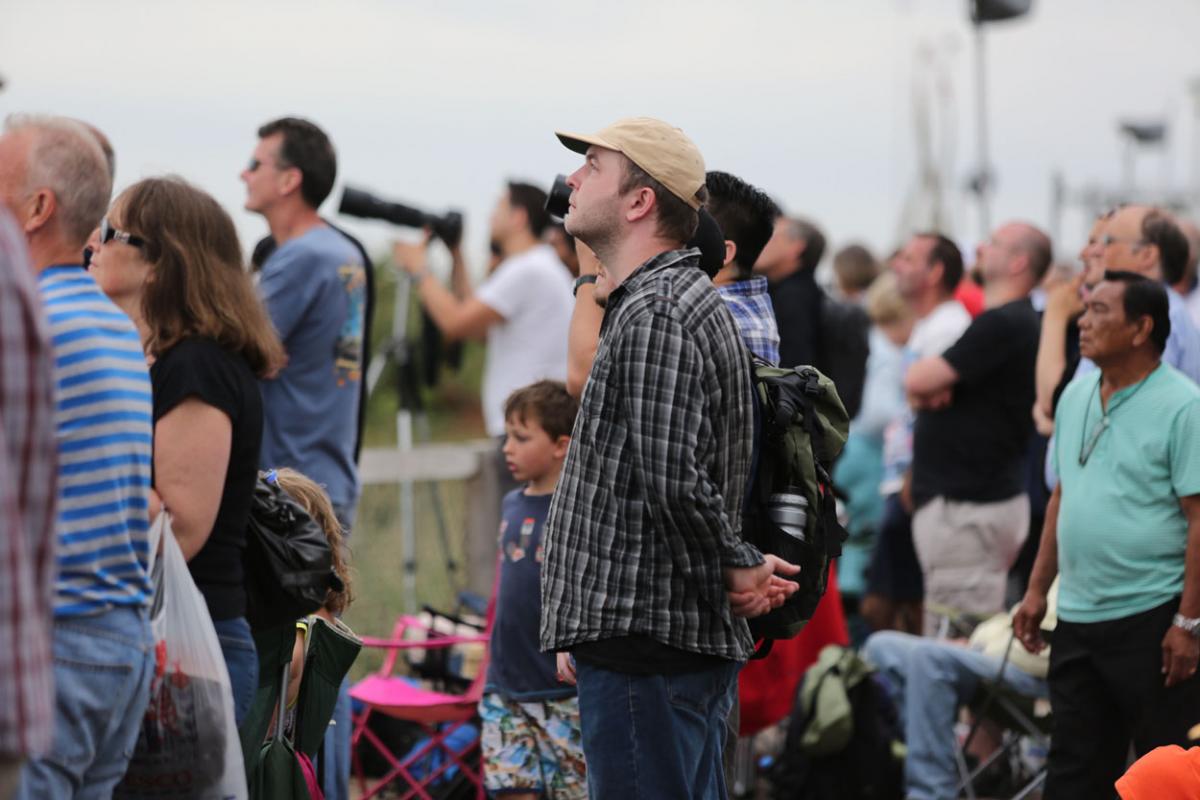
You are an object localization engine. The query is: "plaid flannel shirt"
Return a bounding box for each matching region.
[540,249,763,661]
[0,210,58,757]
[716,276,781,365]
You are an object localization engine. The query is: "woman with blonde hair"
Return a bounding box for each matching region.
[91,176,285,724]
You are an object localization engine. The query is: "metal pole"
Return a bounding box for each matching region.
[1191,78,1200,204]
[973,20,991,239]
[1049,171,1064,248]
[397,407,417,614]
[1123,136,1136,198]
[390,276,419,614]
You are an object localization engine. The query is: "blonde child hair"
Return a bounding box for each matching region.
[865,271,912,327]
[271,467,355,615]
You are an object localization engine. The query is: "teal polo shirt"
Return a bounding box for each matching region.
[1053,363,1200,623]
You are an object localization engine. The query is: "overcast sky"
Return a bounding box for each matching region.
[3,0,1200,270]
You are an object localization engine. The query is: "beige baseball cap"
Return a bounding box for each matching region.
[556,117,706,210]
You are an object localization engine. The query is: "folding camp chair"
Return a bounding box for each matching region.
[350,601,492,800]
[925,602,992,641]
[242,624,298,784]
[241,617,364,799]
[954,630,1053,800]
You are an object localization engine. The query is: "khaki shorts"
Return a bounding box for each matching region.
[913,493,1029,635]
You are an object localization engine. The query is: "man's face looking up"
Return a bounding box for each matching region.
[1101,206,1159,281]
[564,147,623,245]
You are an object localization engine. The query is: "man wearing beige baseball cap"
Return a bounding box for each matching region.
[538,117,800,798]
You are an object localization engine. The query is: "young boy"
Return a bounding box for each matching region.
[480,380,587,799]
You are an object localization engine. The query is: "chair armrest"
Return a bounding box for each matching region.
[925,602,990,638]
[359,633,489,651]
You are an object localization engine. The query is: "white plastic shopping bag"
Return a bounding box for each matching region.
[114,513,248,799]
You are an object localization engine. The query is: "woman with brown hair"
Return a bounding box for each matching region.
[91,176,285,725]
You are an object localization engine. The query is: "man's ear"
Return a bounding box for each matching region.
[1131,314,1155,349]
[1140,243,1163,280]
[278,166,303,199]
[23,188,56,236]
[1012,252,1031,280]
[724,240,738,269]
[625,186,655,224]
[928,259,945,291]
[791,234,808,262]
[511,204,530,235]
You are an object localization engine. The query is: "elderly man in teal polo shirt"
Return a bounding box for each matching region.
[1016,270,1200,798]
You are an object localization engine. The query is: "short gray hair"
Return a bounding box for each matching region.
[5,114,112,247]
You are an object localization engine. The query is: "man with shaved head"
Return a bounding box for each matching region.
[904,221,1049,631]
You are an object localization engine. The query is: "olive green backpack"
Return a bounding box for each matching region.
[744,360,850,655]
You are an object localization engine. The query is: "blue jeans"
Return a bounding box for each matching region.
[319,501,358,800]
[16,606,154,800]
[575,659,740,800]
[863,631,1047,800]
[213,616,258,728]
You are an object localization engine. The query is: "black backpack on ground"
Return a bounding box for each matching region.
[742,361,850,656]
[769,646,904,800]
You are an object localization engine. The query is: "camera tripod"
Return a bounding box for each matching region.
[364,264,460,614]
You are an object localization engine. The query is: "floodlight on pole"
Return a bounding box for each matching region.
[967,0,1032,239]
[1117,119,1167,196]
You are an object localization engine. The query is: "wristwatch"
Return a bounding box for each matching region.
[574,274,597,297]
[1173,613,1200,637]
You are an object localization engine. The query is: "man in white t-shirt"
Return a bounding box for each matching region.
[394,181,574,459]
[864,234,972,633]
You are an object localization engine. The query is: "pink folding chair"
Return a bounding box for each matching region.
[350,604,492,800]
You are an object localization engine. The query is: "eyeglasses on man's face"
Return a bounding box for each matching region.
[1099,234,1146,250]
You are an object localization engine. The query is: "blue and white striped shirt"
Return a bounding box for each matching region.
[39,266,153,617]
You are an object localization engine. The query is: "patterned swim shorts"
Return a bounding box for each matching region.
[478,692,588,799]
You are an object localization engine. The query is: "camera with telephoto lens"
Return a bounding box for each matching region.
[545,174,572,219]
[543,173,724,278]
[338,186,464,249]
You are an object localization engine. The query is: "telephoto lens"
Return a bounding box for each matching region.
[545,174,571,219]
[338,186,463,249]
[543,173,722,279]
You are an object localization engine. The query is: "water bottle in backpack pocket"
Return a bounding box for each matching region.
[743,362,850,654]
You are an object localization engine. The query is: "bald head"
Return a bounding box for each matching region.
[0,114,112,251]
[977,220,1052,291]
[1103,205,1189,285]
